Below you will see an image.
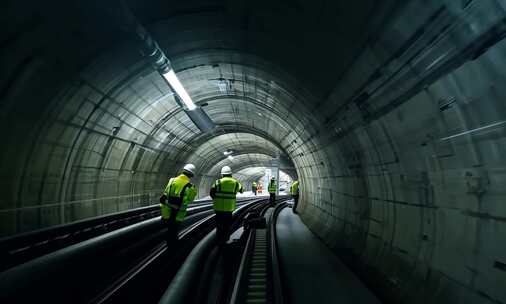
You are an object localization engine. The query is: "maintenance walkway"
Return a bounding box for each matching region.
[276,207,381,304]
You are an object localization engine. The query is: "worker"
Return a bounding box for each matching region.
[159,164,197,245]
[210,166,244,246]
[290,180,300,214]
[268,177,277,206]
[252,181,258,196]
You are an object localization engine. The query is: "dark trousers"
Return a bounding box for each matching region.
[292,195,300,213]
[252,188,257,195]
[269,193,276,205]
[163,218,180,246]
[215,211,233,246]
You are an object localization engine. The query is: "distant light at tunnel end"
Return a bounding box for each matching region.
[162,69,197,110]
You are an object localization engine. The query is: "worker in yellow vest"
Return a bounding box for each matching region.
[290,180,300,214]
[159,164,197,245]
[252,181,258,196]
[268,177,277,206]
[210,166,243,245]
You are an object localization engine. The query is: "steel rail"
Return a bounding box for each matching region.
[0,198,259,303]
[158,198,274,304]
[0,197,258,271]
[90,199,268,304]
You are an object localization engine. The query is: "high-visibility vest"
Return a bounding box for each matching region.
[290,181,299,195]
[160,174,197,222]
[252,182,257,189]
[268,181,276,193]
[212,177,243,212]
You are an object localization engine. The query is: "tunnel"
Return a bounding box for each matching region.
[1,0,505,303]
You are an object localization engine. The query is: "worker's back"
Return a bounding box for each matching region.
[268,180,276,193]
[160,174,196,221]
[290,181,299,195]
[212,176,243,212]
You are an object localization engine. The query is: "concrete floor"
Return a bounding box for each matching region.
[276,207,381,304]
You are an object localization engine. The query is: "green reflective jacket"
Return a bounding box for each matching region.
[212,176,243,212]
[160,174,197,222]
[290,181,299,195]
[268,180,276,193]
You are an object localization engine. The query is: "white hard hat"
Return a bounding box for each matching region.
[183,163,196,175]
[221,166,232,175]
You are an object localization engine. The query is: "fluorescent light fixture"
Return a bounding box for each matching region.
[162,69,197,110]
[223,150,233,156]
[184,107,215,132]
[228,155,234,160]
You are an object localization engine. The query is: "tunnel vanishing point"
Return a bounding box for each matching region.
[1,0,506,303]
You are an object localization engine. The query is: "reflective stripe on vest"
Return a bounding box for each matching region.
[213,177,240,212]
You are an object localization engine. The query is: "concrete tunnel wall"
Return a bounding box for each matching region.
[1,1,506,303]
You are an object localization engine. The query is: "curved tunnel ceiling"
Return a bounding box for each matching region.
[204,153,293,178]
[70,46,317,177]
[197,153,295,195]
[182,132,288,175]
[233,166,292,186]
[2,1,506,303]
[233,167,268,183]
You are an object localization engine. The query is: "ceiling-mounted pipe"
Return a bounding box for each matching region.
[118,1,170,73]
[117,0,215,132]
